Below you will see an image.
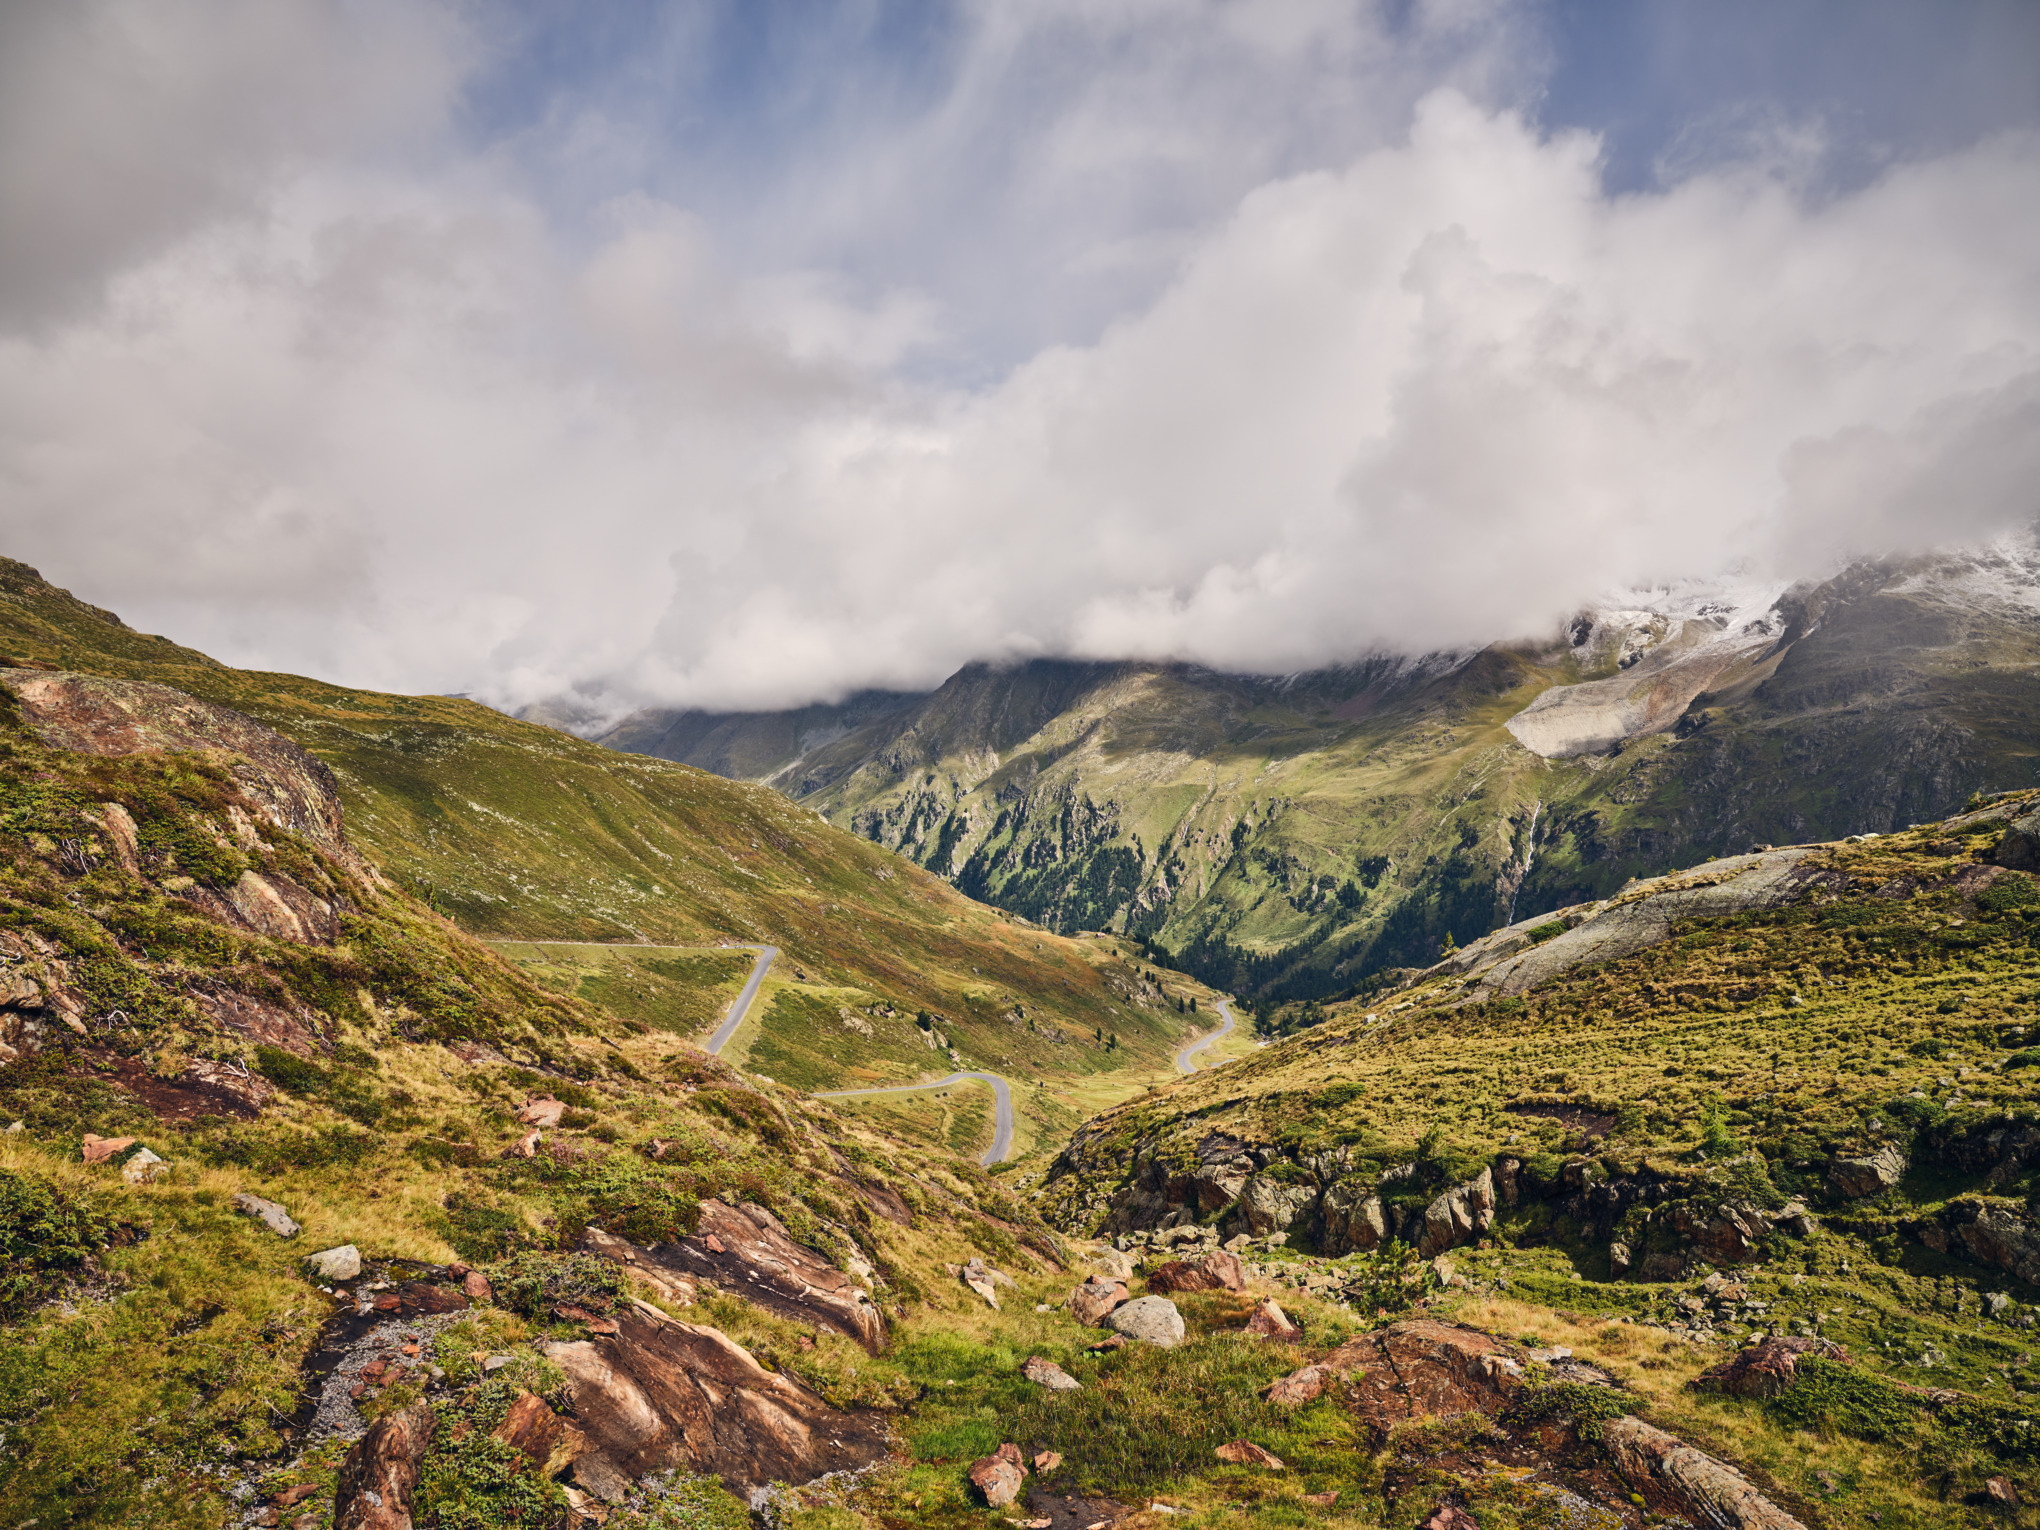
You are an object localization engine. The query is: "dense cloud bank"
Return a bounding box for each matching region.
[2,1,2036,717]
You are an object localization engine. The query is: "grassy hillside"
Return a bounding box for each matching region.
[606,552,2040,1013]
[1020,793,2040,1519]
[0,558,1204,1093]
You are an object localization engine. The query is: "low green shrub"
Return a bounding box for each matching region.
[0,1170,114,1319]
[1765,1358,1919,1442]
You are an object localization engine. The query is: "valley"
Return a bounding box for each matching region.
[2,552,2039,1529]
[600,542,2040,1015]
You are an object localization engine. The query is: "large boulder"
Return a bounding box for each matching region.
[1602,1415,1807,1529]
[335,1399,435,1530]
[1146,1250,1246,1294]
[541,1300,890,1502]
[1417,1168,1495,1258]
[969,1444,1026,1507]
[1829,1143,1908,1199]
[1069,1276,1131,1326]
[1994,810,2040,874]
[1692,1336,1849,1400]
[1232,1174,1317,1238]
[628,1199,887,1353]
[1105,1295,1186,1348]
[1320,1180,1387,1255]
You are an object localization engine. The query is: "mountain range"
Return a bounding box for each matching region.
[594,539,2040,1007]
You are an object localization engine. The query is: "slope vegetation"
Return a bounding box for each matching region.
[0,558,1200,1096]
[605,545,2040,1013]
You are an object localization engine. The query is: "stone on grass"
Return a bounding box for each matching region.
[506,1127,542,1158]
[1031,1450,1062,1472]
[80,1133,136,1164]
[1987,1476,2021,1507]
[1828,1143,1907,1199]
[1090,1249,1137,1280]
[1215,1439,1284,1470]
[516,1096,567,1128]
[1244,1297,1301,1340]
[121,1147,167,1184]
[1021,1355,1081,1392]
[968,1443,1027,1506]
[233,1193,300,1238]
[1070,1276,1130,1326]
[307,1244,362,1281]
[1105,1295,1184,1349]
[1147,1250,1246,1294]
[463,1269,493,1302]
[1424,1506,1479,1530]
[1692,1336,1848,1400]
[960,1257,1002,1309]
[1263,1363,1329,1407]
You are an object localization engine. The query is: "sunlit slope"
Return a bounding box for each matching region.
[609,555,2040,1010]
[0,557,1198,1081]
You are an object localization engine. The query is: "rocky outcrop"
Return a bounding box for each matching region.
[1,669,368,879]
[631,1198,887,1353]
[541,1300,890,1502]
[1916,1198,2040,1287]
[334,1399,434,1530]
[1319,1181,1387,1255]
[1602,1415,1806,1530]
[1417,1168,1496,1257]
[1829,1143,1907,1199]
[1692,1337,1849,1400]
[1230,1174,1318,1238]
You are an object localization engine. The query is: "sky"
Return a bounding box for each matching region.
[3,0,2038,720]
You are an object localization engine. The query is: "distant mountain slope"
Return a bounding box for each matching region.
[601,541,2040,1005]
[0,558,1196,1089]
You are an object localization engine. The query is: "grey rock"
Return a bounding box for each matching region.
[1417,1167,1496,1257]
[1105,1295,1186,1349]
[1232,1175,1317,1238]
[1829,1143,1907,1199]
[1994,810,2040,874]
[1021,1355,1082,1392]
[120,1146,167,1184]
[233,1192,301,1238]
[308,1244,362,1281]
[1319,1180,1387,1256]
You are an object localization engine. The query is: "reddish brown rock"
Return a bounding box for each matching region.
[1987,1476,2021,1507]
[81,1134,136,1163]
[635,1199,887,1353]
[395,1282,469,1317]
[1692,1336,1849,1400]
[1425,1506,1479,1530]
[1244,1297,1301,1340]
[335,1399,435,1530]
[1262,1363,1329,1407]
[1147,1250,1246,1294]
[492,1391,589,1478]
[1602,1415,1807,1530]
[506,1128,542,1158]
[541,1299,889,1500]
[517,1096,568,1128]
[1069,1276,1130,1326]
[1215,1439,1284,1469]
[463,1269,493,1302]
[969,1443,1027,1506]
[1032,1450,1062,1472]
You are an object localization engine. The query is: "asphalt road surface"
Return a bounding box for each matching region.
[814,1071,1015,1165]
[1174,998,1236,1073]
[704,945,778,1056]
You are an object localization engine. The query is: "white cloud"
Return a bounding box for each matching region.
[0,6,2036,719]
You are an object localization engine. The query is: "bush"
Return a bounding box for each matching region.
[0,1170,113,1319]
[1766,1358,1919,1442]
[480,1251,626,1323]
[1506,1380,1632,1442]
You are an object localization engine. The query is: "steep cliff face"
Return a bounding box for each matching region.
[601,542,2040,1005]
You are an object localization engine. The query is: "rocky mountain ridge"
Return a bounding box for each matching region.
[599,538,2040,1007]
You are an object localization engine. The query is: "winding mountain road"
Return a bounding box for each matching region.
[1174,998,1236,1073]
[704,944,778,1056]
[814,1072,1014,1166]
